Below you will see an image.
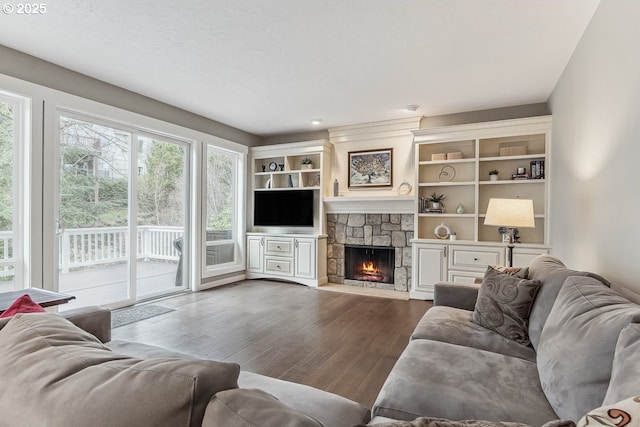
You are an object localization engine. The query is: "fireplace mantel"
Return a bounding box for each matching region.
[323,196,413,214]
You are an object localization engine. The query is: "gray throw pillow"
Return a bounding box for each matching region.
[537,276,640,421]
[603,323,640,404]
[356,417,574,427]
[203,388,323,427]
[0,313,240,427]
[472,266,541,346]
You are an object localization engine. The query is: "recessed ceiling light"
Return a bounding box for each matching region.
[311,119,323,126]
[405,104,420,112]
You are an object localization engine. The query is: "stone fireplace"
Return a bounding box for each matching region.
[326,213,413,291]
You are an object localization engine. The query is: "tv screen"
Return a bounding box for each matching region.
[254,190,314,227]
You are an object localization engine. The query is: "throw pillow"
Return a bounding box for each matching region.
[0,294,45,318]
[0,313,240,427]
[603,323,640,404]
[576,395,640,427]
[472,266,541,346]
[536,276,640,421]
[203,388,322,427]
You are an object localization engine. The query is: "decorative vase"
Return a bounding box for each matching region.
[456,203,465,214]
[287,174,294,187]
[301,164,313,170]
[490,174,498,181]
[432,202,440,209]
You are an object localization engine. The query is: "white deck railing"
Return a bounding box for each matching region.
[0,231,12,279]
[58,226,184,273]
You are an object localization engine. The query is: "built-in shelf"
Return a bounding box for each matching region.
[324,195,414,214]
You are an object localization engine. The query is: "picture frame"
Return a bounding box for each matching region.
[348,148,393,188]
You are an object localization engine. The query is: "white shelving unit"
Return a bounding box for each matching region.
[410,116,552,299]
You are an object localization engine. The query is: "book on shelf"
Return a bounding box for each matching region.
[422,208,443,214]
[529,160,545,179]
[511,173,529,180]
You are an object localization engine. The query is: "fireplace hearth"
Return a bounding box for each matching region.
[344,244,395,285]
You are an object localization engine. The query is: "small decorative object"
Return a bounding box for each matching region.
[348,148,393,188]
[431,153,447,161]
[333,179,339,196]
[301,157,314,170]
[278,164,285,171]
[287,174,293,188]
[447,152,463,160]
[397,180,412,195]
[517,167,526,175]
[428,192,447,210]
[449,232,457,241]
[434,223,452,240]
[438,165,456,182]
[456,202,465,214]
[530,160,545,179]
[489,170,499,181]
[268,162,278,171]
[265,178,272,189]
[261,165,266,172]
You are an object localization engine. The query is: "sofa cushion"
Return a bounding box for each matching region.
[365,417,575,427]
[537,276,640,421]
[202,388,323,427]
[472,266,541,346]
[576,395,640,427]
[527,255,610,350]
[108,340,371,427]
[372,339,558,426]
[411,306,536,362]
[0,313,240,427]
[603,323,640,405]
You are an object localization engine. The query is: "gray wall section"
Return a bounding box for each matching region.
[0,44,261,147]
[549,0,640,301]
[421,103,550,129]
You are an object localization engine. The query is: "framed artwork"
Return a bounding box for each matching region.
[348,148,393,188]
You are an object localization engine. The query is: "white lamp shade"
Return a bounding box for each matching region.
[484,198,535,228]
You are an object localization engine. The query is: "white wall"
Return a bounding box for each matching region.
[549,0,640,299]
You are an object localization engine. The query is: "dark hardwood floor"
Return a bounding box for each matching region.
[111,280,431,408]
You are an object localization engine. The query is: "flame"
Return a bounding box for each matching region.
[361,261,378,274]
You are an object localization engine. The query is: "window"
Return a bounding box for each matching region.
[203,145,244,275]
[0,90,29,291]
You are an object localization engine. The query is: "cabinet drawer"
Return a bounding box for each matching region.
[449,246,503,271]
[265,257,294,276]
[265,238,294,256]
[448,270,483,284]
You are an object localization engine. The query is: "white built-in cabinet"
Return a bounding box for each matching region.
[246,233,327,287]
[247,141,332,287]
[410,117,552,300]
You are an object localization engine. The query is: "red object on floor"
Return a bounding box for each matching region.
[0,294,46,318]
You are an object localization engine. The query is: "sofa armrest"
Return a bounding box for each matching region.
[433,282,480,311]
[62,306,111,343]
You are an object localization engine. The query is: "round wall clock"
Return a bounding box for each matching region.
[268,162,278,171]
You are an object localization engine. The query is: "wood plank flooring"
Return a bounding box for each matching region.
[111,279,432,408]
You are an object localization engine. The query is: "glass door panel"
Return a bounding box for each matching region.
[136,136,188,299]
[57,115,132,308]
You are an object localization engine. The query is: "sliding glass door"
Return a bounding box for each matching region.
[56,112,190,309]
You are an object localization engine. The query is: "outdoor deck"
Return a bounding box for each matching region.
[0,261,181,310]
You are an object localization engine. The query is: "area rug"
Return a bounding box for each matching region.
[111,304,175,328]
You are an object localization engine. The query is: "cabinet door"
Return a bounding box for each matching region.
[413,244,447,295]
[295,238,316,279]
[247,236,264,273]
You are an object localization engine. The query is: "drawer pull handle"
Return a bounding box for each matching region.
[474,258,478,261]
[277,265,281,269]
[277,245,281,249]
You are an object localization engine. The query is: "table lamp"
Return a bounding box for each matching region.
[484,198,535,267]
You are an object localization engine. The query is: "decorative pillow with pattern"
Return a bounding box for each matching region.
[472,266,541,346]
[577,395,640,427]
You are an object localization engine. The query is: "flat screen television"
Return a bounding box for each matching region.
[254,190,314,227]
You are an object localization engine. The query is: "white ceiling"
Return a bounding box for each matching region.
[0,0,599,136]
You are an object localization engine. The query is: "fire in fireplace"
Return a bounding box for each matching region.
[344,244,395,284]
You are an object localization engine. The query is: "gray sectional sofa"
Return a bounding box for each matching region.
[1,254,638,426]
[370,255,640,425]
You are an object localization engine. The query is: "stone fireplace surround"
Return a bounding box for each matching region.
[326,213,414,291]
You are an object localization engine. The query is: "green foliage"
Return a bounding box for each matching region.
[428,192,447,203]
[206,151,233,232]
[0,102,14,231]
